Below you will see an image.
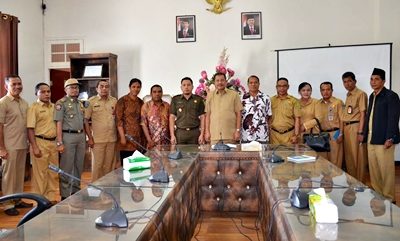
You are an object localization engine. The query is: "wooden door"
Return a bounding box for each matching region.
[50,69,70,103]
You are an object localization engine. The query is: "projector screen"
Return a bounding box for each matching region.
[277,43,392,101]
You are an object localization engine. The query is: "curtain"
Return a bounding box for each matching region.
[0,12,19,97]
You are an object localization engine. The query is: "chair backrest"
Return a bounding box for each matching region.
[0,193,52,227]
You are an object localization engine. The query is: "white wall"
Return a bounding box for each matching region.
[2,0,400,102]
[1,0,44,103]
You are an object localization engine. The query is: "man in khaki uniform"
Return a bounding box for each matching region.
[0,75,32,216]
[341,72,368,181]
[27,83,58,204]
[170,77,205,144]
[85,80,117,181]
[205,73,243,144]
[55,78,91,200]
[270,78,301,145]
[304,82,344,168]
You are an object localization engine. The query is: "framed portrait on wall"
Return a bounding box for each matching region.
[241,12,262,40]
[176,15,196,43]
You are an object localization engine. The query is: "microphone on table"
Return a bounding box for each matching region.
[268,144,284,163]
[48,165,128,228]
[290,176,366,209]
[161,135,182,160]
[290,177,311,209]
[124,134,169,183]
[212,132,231,151]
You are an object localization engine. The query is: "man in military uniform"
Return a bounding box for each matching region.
[84,80,117,181]
[169,77,205,144]
[341,72,368,181]
[54,78,91,200]
[27,83,58,204]
[270,77,301,145]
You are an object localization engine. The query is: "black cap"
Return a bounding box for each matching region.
[372,68,385,80]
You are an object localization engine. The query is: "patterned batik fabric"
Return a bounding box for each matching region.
[241,91,272,142]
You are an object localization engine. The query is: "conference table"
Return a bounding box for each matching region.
[1,144,399,241]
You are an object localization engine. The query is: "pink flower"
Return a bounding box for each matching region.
[227,68,234,78]
[201,71,208,80]
[215,65,226,74]
[199,78,205,84]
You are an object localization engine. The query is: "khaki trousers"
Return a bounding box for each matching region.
[91,142,116,181]
[31,138,59,201]
[320,131,343,168]
[1,149,27,209]
[343,123,367,181]
[367,142,395,200]
[270,130,294,145]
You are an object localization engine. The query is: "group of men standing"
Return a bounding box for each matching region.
[0,67,399,217]
[236,68,399,202]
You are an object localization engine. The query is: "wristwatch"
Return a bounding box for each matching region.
[56,141,63,146]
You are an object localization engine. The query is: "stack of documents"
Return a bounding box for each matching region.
[287,155,316,163]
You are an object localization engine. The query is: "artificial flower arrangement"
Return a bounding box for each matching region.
[195,48,246,99]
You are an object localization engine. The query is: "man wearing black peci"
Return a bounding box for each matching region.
[364,68,400,201]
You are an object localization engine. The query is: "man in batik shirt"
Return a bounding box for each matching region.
[241,75,272,143]
[141,84,170,149]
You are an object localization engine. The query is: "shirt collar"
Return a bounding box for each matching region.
[347,87,358,96]
[321,97,333,104]
[180,94,193,100]
[97,95,110,101]
[6,94,19,101]
[216,88,228,95]
[36,99,52,107]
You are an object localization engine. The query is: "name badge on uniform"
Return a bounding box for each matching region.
[347,105,353,114]
[328,106,334,121]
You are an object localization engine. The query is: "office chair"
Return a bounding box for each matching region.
[0,193,52,227]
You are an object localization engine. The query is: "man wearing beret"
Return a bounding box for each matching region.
[364,68,400,201]
[54,78,91,200]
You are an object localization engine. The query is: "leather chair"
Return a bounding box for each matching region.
[199,155,260,212]
[0,193,52,227]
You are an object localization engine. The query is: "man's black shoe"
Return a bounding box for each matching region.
[15,201,34,208]
[4,208,19,216]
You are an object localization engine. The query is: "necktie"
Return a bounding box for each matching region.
[250,26,254,34]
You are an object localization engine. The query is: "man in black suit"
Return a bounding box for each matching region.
[178,18,193,38]
[364,68,400,202]
[243,15,260,35]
